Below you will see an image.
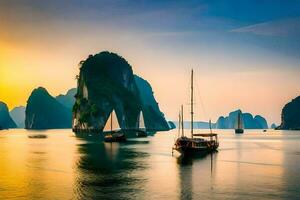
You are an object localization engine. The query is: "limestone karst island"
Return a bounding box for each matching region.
[72,52,170,133]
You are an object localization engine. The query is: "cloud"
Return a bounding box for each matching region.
[231,18,300,37]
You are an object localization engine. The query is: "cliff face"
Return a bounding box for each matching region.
[72,51,169,132]
[10,106,26,128]
[278,96,300,130]
[216,109,268,129]
[73,52,141,131]
[0,102,17,129]
[25,87,72,129]
[134,75,169,130]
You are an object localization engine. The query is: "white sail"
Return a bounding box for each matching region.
[138,111,146,130]
[103,109,120,132]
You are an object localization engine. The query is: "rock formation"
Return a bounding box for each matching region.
[173,121,216,129]
[270,123,277,129]
[56,88,77,109]
[0,101,17,129]
[215,116,227,129]
[216,109,268,129]
[278,96,300,130]
[10,106,26,128]
[25,87,72,129]
[72,51,169,132]
[134,75,169,130]
[168,121,176,129]
[254,115,268,129]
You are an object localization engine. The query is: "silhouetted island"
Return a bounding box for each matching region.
[73,51,169,131]
[134,75,169,130]
[216,109,268,129]
[10,106,26,128]
[277,96,300,130]
[270,123,277,129]
[25,87,72,129]
[0,101,17,129]
[56,88,77,109]
[72,51,169,132]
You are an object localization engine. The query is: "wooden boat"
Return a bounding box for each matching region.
[103,109,126,142]
[28,134,48,139]
[174,134,219,154]
[104,131,126,142]
[173,70,219,155]
[235,112,244,134]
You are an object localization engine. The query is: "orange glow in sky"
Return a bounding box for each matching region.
[0,2,299,125]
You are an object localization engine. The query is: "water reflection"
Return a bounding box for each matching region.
[1,129,300,200]
[74,137,150,199]
[176,152,218,200]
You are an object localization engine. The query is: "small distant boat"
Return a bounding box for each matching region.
[136,111,147,137]
[173,70,219,155]
[235,112,244,134]
[28,134,47,139]
[103,109,126,142]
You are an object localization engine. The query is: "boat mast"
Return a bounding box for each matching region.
[178,110,181,137]
[238,112,241,129]
[191,69,194,138]
[181,105,184,137]
[209,119,212,141]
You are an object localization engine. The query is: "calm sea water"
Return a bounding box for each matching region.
[1,129,300,200]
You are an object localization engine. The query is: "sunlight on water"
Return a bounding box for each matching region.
[0,129,300,199]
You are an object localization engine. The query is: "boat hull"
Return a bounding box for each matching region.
[104,131,126,142]
[173,137,219,155]
[174,145,218,155]
[235,129,244,134]
[136,130,147,137]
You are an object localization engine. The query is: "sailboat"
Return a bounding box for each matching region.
[173,69,219,155]
[136,110,147,137]
[103,109,126,142]
[235,112,244,134]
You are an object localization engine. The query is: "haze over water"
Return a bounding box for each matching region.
[1,129,300,200]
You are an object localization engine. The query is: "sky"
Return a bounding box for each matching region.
[0,0,300,124]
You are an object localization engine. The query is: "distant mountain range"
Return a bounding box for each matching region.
[5,75,171,131]
[56,88,77,109]
[7,89,76,129]
[7,55,171,130]
[172,110,269,130]
[10,106,26,128]
[1,51,298,131]
[173,121,215,129]
[216,109,268,129]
